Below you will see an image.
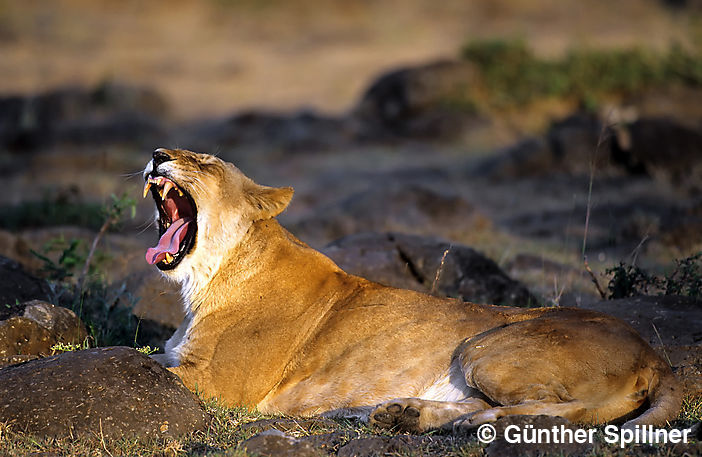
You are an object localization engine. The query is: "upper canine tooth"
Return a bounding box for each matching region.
[162,181,174,200]
[143,181,152,198]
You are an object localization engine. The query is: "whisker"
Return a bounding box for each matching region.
[188,175,207,193]
[136,219,156,235]
[120,170,146,179]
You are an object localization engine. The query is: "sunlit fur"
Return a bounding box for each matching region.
[145,148,682,432]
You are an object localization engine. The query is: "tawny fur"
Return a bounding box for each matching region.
[146,148,682,432]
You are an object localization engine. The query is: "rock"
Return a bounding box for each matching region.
[353,60,480,139]
[323,232,537,307]
[238,430,322,457]
[482,415,593,457]
[186,109,348,153]
[337,435,452,457]
[0,82,167,151]
[337,437,393,457]
[303,432,355,454]
[471,113,616,180]
[0,255,50,306]
[471,112,702,185]
[612,117,702,191]
[471,137,555,180]
[56,112,165,146]
[293,183,487,248]
[547,113,613,175]
[0,346,209,439]
[0,354,39,368]
[239,420,354,456]
[127,268,184,330]
[0,300,87,365]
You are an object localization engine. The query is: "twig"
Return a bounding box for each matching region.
[77,216,114,293]
[552,275,566,306]
[582,109,613,299]
[431,246,451,295]
[99,418,114,457]
[651,322,672,368]
[584,255,607,300]
[629,234,650,267]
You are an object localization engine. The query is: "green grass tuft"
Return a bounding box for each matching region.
[458,39,702,112]
[0,198,104,232]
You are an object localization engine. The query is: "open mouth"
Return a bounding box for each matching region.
[143,174,197,270]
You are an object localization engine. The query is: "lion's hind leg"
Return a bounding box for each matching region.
[453,400,588,431]
[457,314,660,427]
[370,397,491,433]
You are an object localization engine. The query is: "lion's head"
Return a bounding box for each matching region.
[142,148,293,287]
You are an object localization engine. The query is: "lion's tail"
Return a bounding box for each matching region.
[622,362,683,428]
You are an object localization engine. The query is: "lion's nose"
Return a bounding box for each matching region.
[153,148,174,166]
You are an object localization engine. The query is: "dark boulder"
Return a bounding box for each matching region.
[186,109,348,154]
[0,346,209,439]
[238,430,322,457]
[0,82,167,151]
[0,255,50,306]
[337,435,457,457]
[323,232,538,307]
[353,60,480,139]
[292,183,484,248]
[471,113,617,180]
[612,117,702,192]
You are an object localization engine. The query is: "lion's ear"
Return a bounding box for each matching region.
[245,184,294,220]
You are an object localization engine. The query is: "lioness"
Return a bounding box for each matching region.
[143,148,681,432]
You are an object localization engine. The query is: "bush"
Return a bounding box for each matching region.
[459,39,702,110]
[605,252,702,299]
[30,193,151,348]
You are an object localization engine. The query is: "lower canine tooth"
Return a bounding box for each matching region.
[165,253,174,263]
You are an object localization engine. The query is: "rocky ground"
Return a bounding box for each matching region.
[0,0,701,455]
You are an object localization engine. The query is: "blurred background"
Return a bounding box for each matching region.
[1,0,701,350]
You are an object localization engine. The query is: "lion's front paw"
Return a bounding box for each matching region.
[370,399,423,433]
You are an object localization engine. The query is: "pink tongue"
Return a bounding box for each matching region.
[145,217,192,265]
